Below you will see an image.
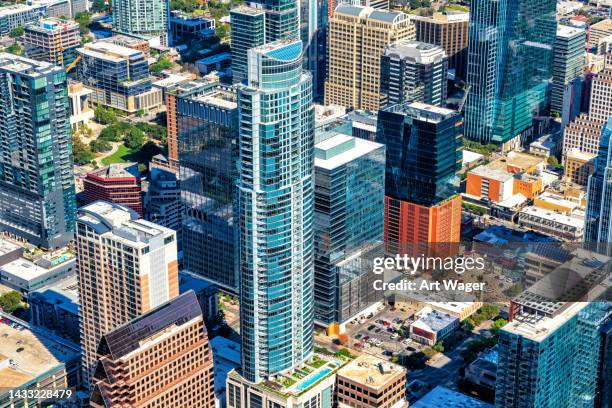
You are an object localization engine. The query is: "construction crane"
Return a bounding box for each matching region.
[66,54,81,73]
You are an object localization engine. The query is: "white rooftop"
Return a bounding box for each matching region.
[520,206,584,228]
[412,386,493,408]
[314,134,383,170]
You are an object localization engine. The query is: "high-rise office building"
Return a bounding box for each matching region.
[585,118,612,254]
[552,25,586,115]
[175,81,239,292]
[410,11,469,79]
[313,133,385,331]
[464,0,557,146]
[144,167,182,241]
[0,54,75,249]
[112,0,169,45]
[76,201,178,387]
[563,114,605,157]
[230,6,265,84]
[376,102,463,255]
[237,39,314,383]
[23,18,80,67]
[380,39,447,108]
[77,42,162,114]
[588,68,612,123]
[90,291,215,408]
[497,301,612,407]
[83,163,143,216]
[324,4,415,111]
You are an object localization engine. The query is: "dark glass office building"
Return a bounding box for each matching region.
[464,0,557,145]
[176,81,239,292]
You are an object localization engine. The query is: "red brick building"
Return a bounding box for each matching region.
[84,163,143,216]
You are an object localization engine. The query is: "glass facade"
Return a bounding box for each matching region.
[238,39,314,382]
[496,302,612,408]
[585,118,612,255]
[313,135,385,326]
[230,7,266,84]
[177,83,239,292]
[0,55,75,249]
[464,0,557,144]
[112,0,169,40]
[376,103,463,207]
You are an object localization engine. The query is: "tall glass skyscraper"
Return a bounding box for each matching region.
[585,118,612,255]
[0,54,75,249]
[175,81,240,292]
[237,39,315,383]
[112,0,170,44]
[464,0,557,145]
[497,301,611,407]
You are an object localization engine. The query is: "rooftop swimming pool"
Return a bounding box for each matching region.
[293,367,333,392]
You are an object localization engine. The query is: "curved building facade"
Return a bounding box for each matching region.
[237,39,315,383]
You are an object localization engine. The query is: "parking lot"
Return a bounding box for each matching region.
[345,304,427,360]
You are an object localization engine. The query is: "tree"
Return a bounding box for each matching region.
[150,56,174,75]
[90,0,108,12]
[125,127,145,149]
[0,291,24,314]
[99,126,122,142]
[72,134,95,164]
[432,341,445,353]
[462,318,475,332]
[9,26,24,38]
[94,105,118,125]
[5,43,23,56]
[490,318,508,334]
[90,139,112,152]
[74,12,92,35]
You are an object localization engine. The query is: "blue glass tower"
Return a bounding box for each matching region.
[237,39,315,382]
[585,118,612,255]
[0,54,75,249]
[464,0,557,145]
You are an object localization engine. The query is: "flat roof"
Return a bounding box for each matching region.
[337,354,405,390]
[0,323,79,389]
[0,238,20,257]
[314,133,383,170]
[520,206,584,228]
[557,24,585,38]
[1,258,49,281]
[210,336,240,365]
[0,4,41,17]
[412,306,458,333]
[470,166,513,183]
[502,302,589,343]
[426,302,479,315]
[193,88,237,110]
[384,39,445,64]
[412,386,493,408]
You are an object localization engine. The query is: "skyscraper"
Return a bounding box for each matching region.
[410,11,469,79]
[464,0,557,146]
[230,0,299,83]
[380,39,447,108]
[551,25,586,115]
[90,291,215,408]
[313,133,385,331]
[324,4,415,111]
[497,301,611,407]
[112,0,169,45]
[0,54,75,249]
[585,118,612,254]
[230,6,265,84]
[76,201,178,387]
[376,102,463,255]
[237,39,314,383]
[176,81,239,292]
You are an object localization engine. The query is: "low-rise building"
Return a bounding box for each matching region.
[564,148,595,186]
[226,354,345,408]
[83,163,143,216]
[29,275,80,343]
[196,52,231,75]
[210,336,241,404]
[533,191,581,214]
[178,271,219,321]
[425,302,482,321]
[519,206,584,241]
[170,10,215,45]
[0,239,75,296]
[68,81,94,131]
[0,317,81,405]
[336,354,407,408]
[410,306,459,346]
[411,386,493,408]
[464,346,498,392]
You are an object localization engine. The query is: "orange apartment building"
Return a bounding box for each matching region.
[564,148,596,186]
[336,354,407,408]
[90,291,215,408]
[76,201,179,388]
[384,195,462,256]
[466,151,545,202]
